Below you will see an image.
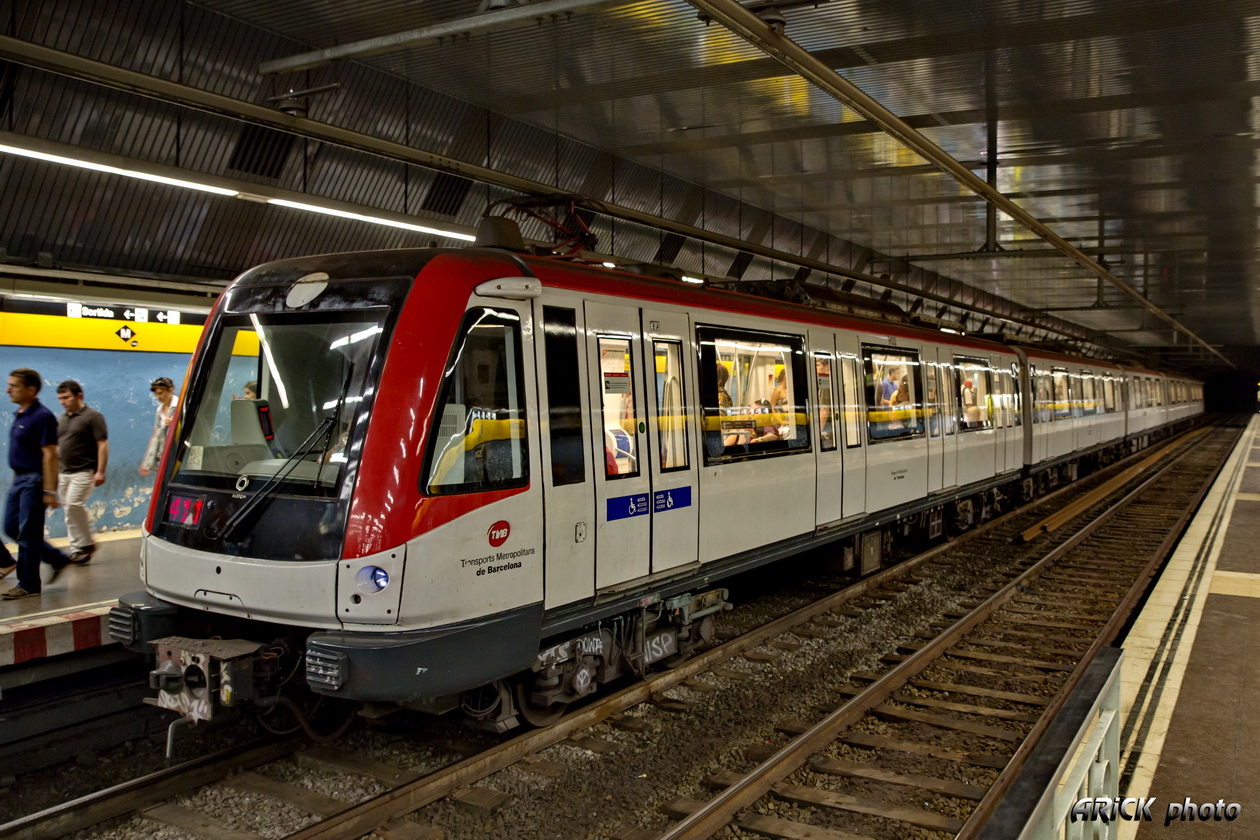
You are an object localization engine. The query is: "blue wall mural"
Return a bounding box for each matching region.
[0,347,191,536]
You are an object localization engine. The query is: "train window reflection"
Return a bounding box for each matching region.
[841,356,862,447]
[1032,368,1052,424]
[425,308,528,495]
[543,307,585,487]
[599,336,639,478]
[1081,372,1097,416]
[925,364,941,438]
[955,357,992,431]
[815,353,837,451]
[654,341,689,471]
[174,310,386,493]
[864,346,923,443]
[1051,368,1072,419]
[697,326,810,463]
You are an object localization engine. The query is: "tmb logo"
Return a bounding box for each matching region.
[488,520,510,547]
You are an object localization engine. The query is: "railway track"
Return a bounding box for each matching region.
[658,426,1237,840]
[1,423,1236,840]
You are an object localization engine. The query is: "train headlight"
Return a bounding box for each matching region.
[355,565,390,594]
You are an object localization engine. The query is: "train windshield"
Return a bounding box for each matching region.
[170,309,387,494]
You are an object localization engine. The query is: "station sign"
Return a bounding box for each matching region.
[66,302,182,325]
[0,295,207,353]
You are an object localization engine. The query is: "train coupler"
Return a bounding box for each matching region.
[148,637,264,721]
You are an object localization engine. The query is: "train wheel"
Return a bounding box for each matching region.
[992,486,1011,515]
[514,678,569,727]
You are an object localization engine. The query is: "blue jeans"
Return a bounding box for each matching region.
[4,473,68,593]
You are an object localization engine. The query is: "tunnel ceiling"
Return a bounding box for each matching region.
[2,0,1259,377]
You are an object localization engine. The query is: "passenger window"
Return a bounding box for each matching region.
[1103,377,1116,413]
[955,357,992,431]
[1009,366,1022,427]
[653,341,690,471]
[543,307,585,487]
[425,308,528,495]
[925,364,941,438]
[1033,368,1052,424]
[815,353,837,451]
[1081,371,1097,416]
[841,356,862,447]
[698,326,811,463]
[1051,368,1071,419]
[864,346,923,443]
[940,363,957,436]
[599,336,639,478]
[991,372,1007,429]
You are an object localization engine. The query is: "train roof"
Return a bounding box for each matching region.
[519,252,1017,355]
[227,246,1198,382]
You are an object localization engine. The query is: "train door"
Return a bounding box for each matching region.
[953,355,996,486]
[643,310,700,573]
[992,367,1008,475]
[939,359,959,489]
[586,302,651,588]
[534,301,597,608]
[836,341,866,518]
[924,350,943,494]
[810,331,843,525]
[1002,363,1022,472]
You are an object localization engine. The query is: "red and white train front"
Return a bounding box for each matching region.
[112,248,572,724]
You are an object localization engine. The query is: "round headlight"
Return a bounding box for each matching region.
[355,565,390,594]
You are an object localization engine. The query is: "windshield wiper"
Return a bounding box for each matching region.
[216,416,334,542]
[316,362,356,487]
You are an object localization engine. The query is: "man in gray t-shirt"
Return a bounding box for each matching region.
[56,381,109,564]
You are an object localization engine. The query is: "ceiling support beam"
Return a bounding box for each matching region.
[257,0,622,76]
[0,35,1104,349]
[682,0,1232,368]
[910,246,1130,261]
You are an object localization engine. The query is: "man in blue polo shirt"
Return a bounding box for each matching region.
[2,368,70,599]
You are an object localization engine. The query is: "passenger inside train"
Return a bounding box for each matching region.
[866,350,923,440]
[701,330,810,458]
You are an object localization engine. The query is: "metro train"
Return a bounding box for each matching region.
[109,227,1203,730]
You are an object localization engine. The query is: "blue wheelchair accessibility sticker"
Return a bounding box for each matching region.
[607,493,650,521]
[653,486,692,513]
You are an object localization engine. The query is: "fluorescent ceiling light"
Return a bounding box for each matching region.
[0,142,475,242]
[268,198,476,241]
[939,327,960,334]
[681,275,705,284]
[0,143,239,196]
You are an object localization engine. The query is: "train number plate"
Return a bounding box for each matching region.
[643,630,677,665]
[167,494,205,527]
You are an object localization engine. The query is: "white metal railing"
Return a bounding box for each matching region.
[979,647,1124,840]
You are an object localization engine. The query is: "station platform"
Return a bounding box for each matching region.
[1122,416,1260,838]
[0,530,141,668]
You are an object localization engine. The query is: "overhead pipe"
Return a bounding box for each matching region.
[0,35,1119,351]
[683,0,1231,367]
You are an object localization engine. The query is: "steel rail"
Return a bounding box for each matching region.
[0,737,301,840]
[956,426,1236,838]
[681,0,1232,368]
[275,429,1201,839]
[286,477,1098,839]
[657,426,1226,839]
[281,536,967,839]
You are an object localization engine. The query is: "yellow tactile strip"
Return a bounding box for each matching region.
[1208,570,1260,598]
